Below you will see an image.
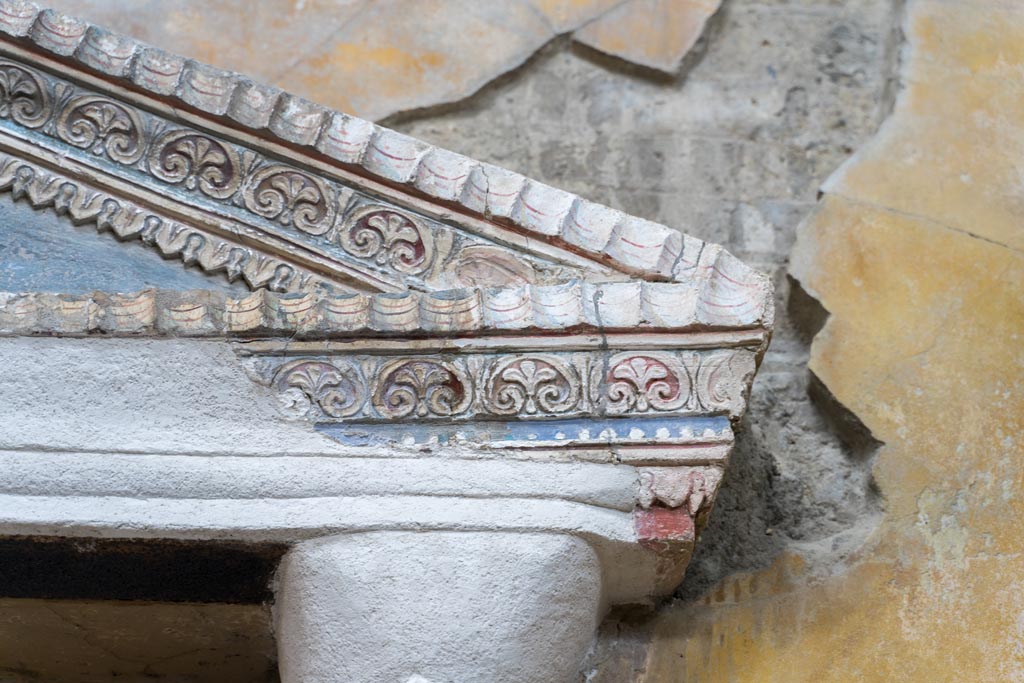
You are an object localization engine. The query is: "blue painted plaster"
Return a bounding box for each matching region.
[317,415,731,449]
[0,194,245,293]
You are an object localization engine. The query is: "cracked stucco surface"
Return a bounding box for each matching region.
[42,0,721,121]
[633,0,1024,680]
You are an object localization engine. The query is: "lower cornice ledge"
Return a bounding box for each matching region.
[0,323,758,682]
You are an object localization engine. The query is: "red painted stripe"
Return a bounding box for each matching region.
[619,236,657,250]
[186,80,231,97]
[369,142,418,162]
[712,266,757,287]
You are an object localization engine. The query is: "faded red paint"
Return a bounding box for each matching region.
[634,506,695,548]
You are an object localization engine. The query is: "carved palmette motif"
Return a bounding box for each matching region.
[483,355,580,416]
[372,359,472,418]
[274,360,366,418]
[601,353,690,414]
[55,95,145,164]
[339,206,434,275]
[243,164,337,235]
[594,351,753,416]
[0,60,50,128]
[0,57,592,291]
[148,130,242,199]
[265,349,754,422]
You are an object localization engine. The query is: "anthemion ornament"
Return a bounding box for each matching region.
[0,3,773,682]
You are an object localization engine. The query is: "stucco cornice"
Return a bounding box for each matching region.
[0,0,772,306]
[0,4,774,680]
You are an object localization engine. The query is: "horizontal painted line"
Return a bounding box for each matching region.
[317,415,732,450]
[236,330,766,354]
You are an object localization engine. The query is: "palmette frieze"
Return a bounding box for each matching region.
[596,351,751,417]
[340,206,435,276]
[0,3,758,289]
[147,129,243,199]
[0,55,579,291]
[242,164,336,235]
[275,359,367,418]
[0,59,48,127]
[373,359,472,418]
[54,93,144,163]
[263,349,755,422]
[483,355,580,416]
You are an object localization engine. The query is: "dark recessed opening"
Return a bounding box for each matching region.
[0,536,289,604]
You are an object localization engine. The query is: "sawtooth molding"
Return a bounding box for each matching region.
[0,3,774,682]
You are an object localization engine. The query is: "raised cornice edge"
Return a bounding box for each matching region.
[0,0,773,320]
[0,283,772,337]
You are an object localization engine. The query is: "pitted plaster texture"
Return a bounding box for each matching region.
[274,532,603,683]
[0,337,342,456]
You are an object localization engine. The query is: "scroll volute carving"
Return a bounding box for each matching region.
[0,60,50,128]
[55,95,145,164]
[274,360,366,418]
[339,205,435,276]
[372,359,471,419]
[594,351,753,416]
[148,130,242,199]
[599,354,690,414]
[243,164,337,235]
[483,356,581,416]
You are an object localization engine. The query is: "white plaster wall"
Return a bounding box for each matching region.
[0,337,344,456]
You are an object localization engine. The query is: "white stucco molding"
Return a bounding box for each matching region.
[0,3,773,680]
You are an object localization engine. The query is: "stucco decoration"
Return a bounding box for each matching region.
[0,3,771,682]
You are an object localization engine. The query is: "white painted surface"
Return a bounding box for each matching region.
[0,337,344,456]
[0,450,638,511]
[274,531,604,683]
[0,336,671,606]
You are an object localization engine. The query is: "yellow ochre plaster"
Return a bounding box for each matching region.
[643,1,1024,680]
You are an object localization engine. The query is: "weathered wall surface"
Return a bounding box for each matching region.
[40,0,723,121]
[10,0,1016,681]
[635,0,1023,679]
[393,0,904,616]
[610,0,1024,680]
